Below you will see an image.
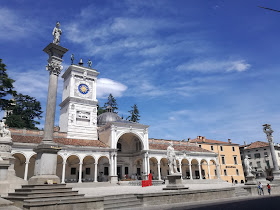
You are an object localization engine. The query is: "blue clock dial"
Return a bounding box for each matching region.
[78,84,89,94]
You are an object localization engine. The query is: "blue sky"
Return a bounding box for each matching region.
[1,0,280,145]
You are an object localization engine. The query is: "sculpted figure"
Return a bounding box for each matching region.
[0,121,11,138]
[244,155,253,176]
[87,59,92,68]
[52,22,62,45]
[71,54,74,64]
[167,142,179,174]
[263,124,274,142]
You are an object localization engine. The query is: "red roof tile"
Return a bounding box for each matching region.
[243,141,269,150]
[190,138,239,145]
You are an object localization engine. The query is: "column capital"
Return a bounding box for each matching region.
[46,61,63,76]
[25,161,30,164]
[94,162,98,165]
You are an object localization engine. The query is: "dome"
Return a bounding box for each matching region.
[97,106,122,126]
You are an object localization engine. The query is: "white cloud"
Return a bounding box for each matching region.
[0,8,39,40]
[97,78,127,98]
[177,59,251,73]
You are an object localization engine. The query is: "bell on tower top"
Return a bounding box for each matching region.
[79,58,83,66]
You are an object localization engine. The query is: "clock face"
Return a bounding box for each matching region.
[78,84,89,94]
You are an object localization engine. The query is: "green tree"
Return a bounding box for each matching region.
[5,93,43,129]
[0,59,16,111]
[97,103,105,115]
[126,104,140,122]
[103,93,118,113]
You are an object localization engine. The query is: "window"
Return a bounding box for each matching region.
[117,143,122,152]
[233,156,237,165]
[248,154,251,158]
[266,161,270,168]
[137,168,141,175]
[224,169,227,176]
[221,156,225,164]
[104,167,109,176]
[125,167,128,175]
[241,155,243,160]
[199,145,201,148]
[236,169,239,176]
[264,152,268,157]
[85,168,90,175]
[71,168,76,175]
[256,161,261,168]
[214,169,217,176]
[232,147,235,152]
[220,146,223,151]
[211,146,214,151]
[254,153,261,159]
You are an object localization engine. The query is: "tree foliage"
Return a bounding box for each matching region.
[5,93,43,129]
[0,59,16,111]
[126,104,140,123]
[103,93,118,113]
[97,103,106,115]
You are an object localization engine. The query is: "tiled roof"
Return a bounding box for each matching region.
[190,138,239,145]
[148,139,214,153]
[11,135,109,148]
[242,141,269,150]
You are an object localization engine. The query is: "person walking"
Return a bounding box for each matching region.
[231,176,235,186]
[267,183,271,195]
[258,182,264,195]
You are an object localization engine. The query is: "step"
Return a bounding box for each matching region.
[23,196,102,207]
[15,186,73,192]
[104,197,139,205]
[21,184,67,189]
[104,194,136,200]
[14,188,74,194]
[6,192,83,200]
[104,200,142,210]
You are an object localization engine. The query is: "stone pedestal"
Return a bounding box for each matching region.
[272,170,280,183]
[110,175,118,184]
[163,174,189,190]
[245,175,257,185]
[29,143,61,185]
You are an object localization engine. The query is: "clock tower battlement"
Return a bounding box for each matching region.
[59,64,99,140]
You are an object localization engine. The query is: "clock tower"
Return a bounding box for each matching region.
[59,63,99,140]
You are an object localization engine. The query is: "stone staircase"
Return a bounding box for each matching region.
[4,184,103,210]
[234,187,250,197]
[104,194,142,210]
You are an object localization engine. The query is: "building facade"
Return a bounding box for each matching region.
[9,61,222,184]
[239,141,280,179]
[191,136,245,183]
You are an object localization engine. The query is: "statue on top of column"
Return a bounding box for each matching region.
[263,124,274,142]
[244,155,253,176]
[167,142,179,174]
[52,22,62,45]
[0,120,11,138]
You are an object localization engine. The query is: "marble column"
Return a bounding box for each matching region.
[147,155,150,175]
[24,161,29,181]
[188,163,193,180]
[157,163,161,180]
[94,163,98,182]
[207,163,211,180]
[61,160,66,184]
[78,162,83,183]
[29,41,68,185]
[114,154,117,176]
[198,163,202,179]
[179,163,183,179]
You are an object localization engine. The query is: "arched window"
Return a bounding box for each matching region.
[117,143,122,152]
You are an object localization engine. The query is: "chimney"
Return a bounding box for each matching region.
[228,139,231,144]
[197,136,200,140]
[244,141,247,145]
[188,138,191,142]
[202,136,206,142]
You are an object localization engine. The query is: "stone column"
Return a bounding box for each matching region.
[94,163,98,182]
[207,163,211,180]
[216,164,221,179]
[198,163,202,179]
[147,155,150,175]
[114,154,117,176]
[157,163,162,180]
[263,124,280,182]
[78,162,83,183]
[189,163,193,180]
[61,160,66,184]
[110,153,118,183]
[24,161,29,181]
[29,42,68,185]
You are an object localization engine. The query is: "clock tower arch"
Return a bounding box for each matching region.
[59,63,99,140]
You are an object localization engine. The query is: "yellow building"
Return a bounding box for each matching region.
[191,136,245,183]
